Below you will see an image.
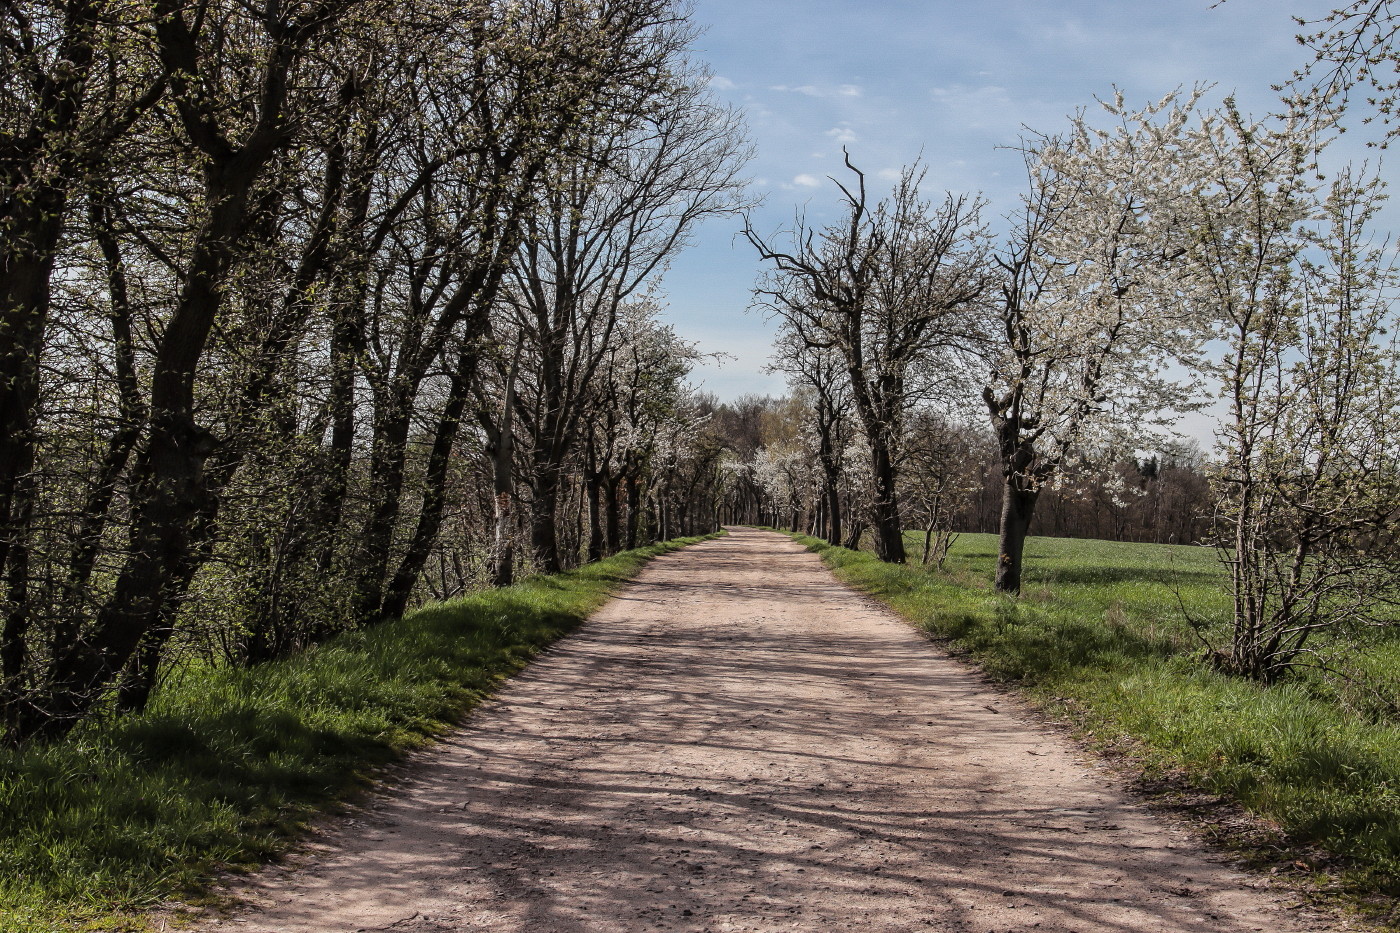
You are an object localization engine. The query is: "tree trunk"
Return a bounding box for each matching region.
[843,521,865,551]
[352,400,414,619]
[868,442,905,562]
[0,203,65,712]
[604,475,622,554]
[586,471,605,563]
[625,477,641,550]
[381,348,476,620]
[995,477,1040,594]
[530,464,562,573]
[487,374,519,588]
[825,481,842,545]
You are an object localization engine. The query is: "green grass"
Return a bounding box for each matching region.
[0,534,717,933]
[793,530,1400,917]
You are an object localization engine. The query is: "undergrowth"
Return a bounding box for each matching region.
[0,534,717,933]
[791,530,1400,922]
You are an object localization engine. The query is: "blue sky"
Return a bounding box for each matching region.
[659,0,1338,403]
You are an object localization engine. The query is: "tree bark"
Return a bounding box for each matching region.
[381,347,477,620]
[994,476,1040,594]
[868,442,906,562]
[529,462,563,573]
[604,475,623,554]
[843,521,865,551]
[487,366,519,588]
[625,476,642,550]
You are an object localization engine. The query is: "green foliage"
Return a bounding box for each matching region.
[0,535,716,932]
[795,530,1400,901]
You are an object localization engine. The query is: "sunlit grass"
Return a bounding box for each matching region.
[796,530,1400,909]
[0,534,717,933]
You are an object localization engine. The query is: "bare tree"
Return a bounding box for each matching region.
[768,327,852,545]
[503,61,748,572]
[901,413,981,568]
[749,157,986,562]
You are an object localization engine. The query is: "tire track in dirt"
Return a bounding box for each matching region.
[198,527,1341,932]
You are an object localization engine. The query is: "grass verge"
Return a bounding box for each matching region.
[0,534,718,933]
[788,529,1400,926]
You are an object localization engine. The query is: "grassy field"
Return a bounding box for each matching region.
[794,530,1400,919]
[0,534,717,933]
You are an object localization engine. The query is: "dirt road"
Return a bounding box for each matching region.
[201,527,1336,932]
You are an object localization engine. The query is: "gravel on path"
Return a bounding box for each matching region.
[199,526,1341,933]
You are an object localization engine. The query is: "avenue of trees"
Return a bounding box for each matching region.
[0,0,751,742]
[2,0,1398,744]
[743,84,1400,681]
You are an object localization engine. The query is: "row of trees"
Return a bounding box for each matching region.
[4,1,1397,745]
[0,0,750,743]
[720,396,1212,555]
[744,87,1400,681]
[748,92,1207,593]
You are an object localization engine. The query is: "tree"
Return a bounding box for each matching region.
[0,2,166,725]
[901,413,981,568]
[18,0,379,739]
[503,59,748,572]
[0,0,723,743]
[768,329,852,545]
[347,0,698,621]
[982,91,1205,593]
[1190,107,1400,680]
[587,304,699,549]
[749,158,987,563]
[1286,0,1400,145]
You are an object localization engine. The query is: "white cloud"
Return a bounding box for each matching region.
[826,124,858,144]
[709,75,738,91]
[792,173,823,188]
[927,83,1059,135]
[769,83,864,100]
[931,84,1011,106]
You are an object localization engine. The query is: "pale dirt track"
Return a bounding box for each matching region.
[199,527,1340,933]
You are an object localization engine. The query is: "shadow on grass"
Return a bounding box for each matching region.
[1034,564,1221,588]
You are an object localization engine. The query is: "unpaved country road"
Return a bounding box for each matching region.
[199,527,1340,933]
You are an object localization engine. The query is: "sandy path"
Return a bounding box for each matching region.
[201,527,1338,933]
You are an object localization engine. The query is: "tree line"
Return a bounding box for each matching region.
[4,0,1399,745]
[741,84,1400,683]
[0,0,749,743]
[719,394,1212,555]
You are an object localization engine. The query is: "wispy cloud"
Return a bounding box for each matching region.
[927,83,1059,135]
[792,173,823,188]
[709,75,738,91]
[770,83,863,99]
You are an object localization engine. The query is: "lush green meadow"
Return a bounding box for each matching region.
[796,531,1400,914]
[0,535,717,933]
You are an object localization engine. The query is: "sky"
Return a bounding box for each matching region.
[657,0,1363,414]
